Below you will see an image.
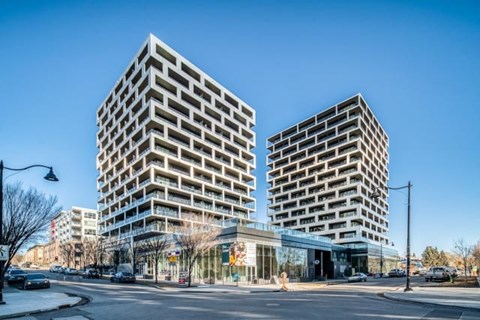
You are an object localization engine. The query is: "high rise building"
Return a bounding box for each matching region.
[267,94,389,245]
[96,34,256,241]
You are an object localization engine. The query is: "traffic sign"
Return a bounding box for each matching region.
[167,250,180,257]
[0,245,9,261]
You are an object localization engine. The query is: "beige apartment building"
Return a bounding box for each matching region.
[96,34,256,241]
[24,244,46,266]
[267,94,390,246]
[46,206,98,266]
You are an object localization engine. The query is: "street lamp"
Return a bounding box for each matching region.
[370,181,413,292]
[0,160,59,304]
[380,242,383,278]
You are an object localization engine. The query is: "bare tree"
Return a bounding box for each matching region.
[1,183,60,276]
[78,238,95,270]
[473,241,480,273]
[126,238,145,275]
[90,236,108,275]
[143,236,168,283]
[60,243,75,268]
[106,237,129,272]
[453,238,472,283]
[175,215,221,287]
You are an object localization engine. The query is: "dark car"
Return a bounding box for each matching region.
[6,269,27,284]
[85,269,100,279]
[22,273,50,290]
[110,272,136,283]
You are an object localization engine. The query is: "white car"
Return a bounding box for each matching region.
[30,264,40,269]
[65,268,79,275]
[348,272,368,282]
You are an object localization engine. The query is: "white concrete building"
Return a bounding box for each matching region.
[51,206,99,244]
[96,34,256,240]
[267,94,389,245]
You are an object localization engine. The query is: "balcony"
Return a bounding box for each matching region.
[169,165,190,176]
[154,206,179,218]
[193,201,213,211]
[155,177,178,188]
[181,156,202,166]
[156,146,177,158]
[205,191,222,200]
[168,195,191,205]
[181,185,202,195]
[147,160,164,168]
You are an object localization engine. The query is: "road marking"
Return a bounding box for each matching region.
[266,303,280,306]
[52,317,90,320]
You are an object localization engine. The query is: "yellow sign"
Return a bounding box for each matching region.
[168,256,177,263]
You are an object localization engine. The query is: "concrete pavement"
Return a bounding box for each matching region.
[1,277,479,319]
[383,287,480,311]
[0,286,81,319]
[159,279,480,312]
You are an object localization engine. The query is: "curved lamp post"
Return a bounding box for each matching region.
[370,181,413,292]
[0,160,59,304]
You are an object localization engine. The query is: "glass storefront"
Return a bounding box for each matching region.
[143,243,310,284]
[345,243,399,275]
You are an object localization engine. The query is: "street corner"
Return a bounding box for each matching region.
[0,289,83,319]
[381,287,480,311]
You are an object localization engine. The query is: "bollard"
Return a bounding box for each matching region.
[281,272,288,291]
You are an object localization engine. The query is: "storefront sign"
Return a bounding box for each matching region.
[178,271,187,287]
[221,243,231,266]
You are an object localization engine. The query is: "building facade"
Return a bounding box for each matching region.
[51,207,99,244]
[25,244,46,266]
[46,206,98,266]
[267,94,390,247]
[96,34,256,241]
[141,219,347,283]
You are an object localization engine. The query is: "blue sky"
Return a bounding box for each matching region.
[1,0,479,256]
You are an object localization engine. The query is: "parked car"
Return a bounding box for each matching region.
[53,266,64,273]
[348,272,368,282]
[388,269,406,277]
[29,263,40,269]
[110,272,136,283]
[425,266,457,282]
[22,273,50,290]
[65,268,79,275]
[49,265,62,272]
[5,266,19,274]
[84,269,100,279]
[5,269,27,284]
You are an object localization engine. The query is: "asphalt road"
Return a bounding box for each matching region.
[12,271,480,320]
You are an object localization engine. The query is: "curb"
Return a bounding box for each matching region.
[379,292,480,312]
[0,292,90,320]
[160,287,281,294]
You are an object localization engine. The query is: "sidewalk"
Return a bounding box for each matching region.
[144,279,347,293]
[383,287,480,310]
[0,286,81,319]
